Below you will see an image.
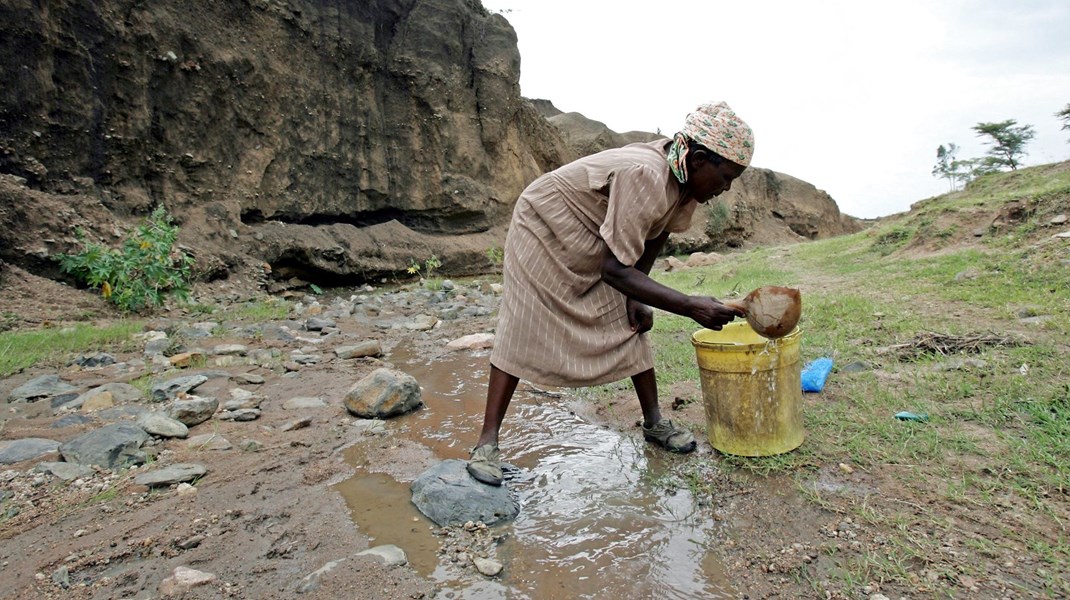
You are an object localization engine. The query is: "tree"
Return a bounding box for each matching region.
[1058,103,1070,142]
[931,143,964,191]
[972,119,1035,170]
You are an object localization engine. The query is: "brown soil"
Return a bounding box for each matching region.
[0,251,1066,599]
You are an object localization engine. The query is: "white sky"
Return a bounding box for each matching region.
[480,0,1070,218]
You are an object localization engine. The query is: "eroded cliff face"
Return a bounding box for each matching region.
[0,0,569,285]
[0,0,857,291]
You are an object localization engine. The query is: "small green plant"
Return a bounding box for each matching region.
[406,254,442,286]
[485,246,505,266]
[309,283,323,295]
[59,206,194,313]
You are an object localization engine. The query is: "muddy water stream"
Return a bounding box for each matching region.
[335,346,734,599]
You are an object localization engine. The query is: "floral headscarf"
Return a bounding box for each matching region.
[667,101,755,183]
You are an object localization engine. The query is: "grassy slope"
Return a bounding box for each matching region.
[643,162,1070,597]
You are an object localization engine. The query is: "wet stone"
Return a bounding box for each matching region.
[410,459,520,527]
[356,544,407,567]
[473,557,503,577]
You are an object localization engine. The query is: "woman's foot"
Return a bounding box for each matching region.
[642,419,697,453]
[466,444,504,486]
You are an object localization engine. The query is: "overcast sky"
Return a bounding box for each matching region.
[480,0,1070,218]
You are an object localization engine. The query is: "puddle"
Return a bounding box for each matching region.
[335,345,735,599]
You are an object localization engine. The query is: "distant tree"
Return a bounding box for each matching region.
[972,119,1035,170]
[1058,103,1070,142]
[931,143,964,191]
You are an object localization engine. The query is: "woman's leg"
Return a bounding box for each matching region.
[631,367,662,429]
[475,364,520,448]
[633,367,696,452]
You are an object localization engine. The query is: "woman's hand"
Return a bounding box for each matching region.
[688,296,744,330]
[627,299,654,334]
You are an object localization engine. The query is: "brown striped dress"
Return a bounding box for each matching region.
[490,139,698,387]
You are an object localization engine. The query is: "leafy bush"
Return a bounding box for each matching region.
[59,206,194,313]
[705,200,732,239]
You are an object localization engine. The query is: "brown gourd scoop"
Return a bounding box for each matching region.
[721,286,802,339]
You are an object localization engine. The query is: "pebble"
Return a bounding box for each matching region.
[473,557,503,577]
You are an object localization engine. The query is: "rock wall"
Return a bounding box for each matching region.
[0,0,569,285]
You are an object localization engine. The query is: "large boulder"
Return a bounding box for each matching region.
[344,368,422,419]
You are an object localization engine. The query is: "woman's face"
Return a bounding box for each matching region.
[689,154,747,203]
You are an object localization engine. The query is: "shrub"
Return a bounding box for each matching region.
[59,206,194,313]
[705,200,732,239]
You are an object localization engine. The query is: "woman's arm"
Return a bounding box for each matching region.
[601,238,741,330]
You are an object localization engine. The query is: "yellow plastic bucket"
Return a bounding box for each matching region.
[691,322,803,456]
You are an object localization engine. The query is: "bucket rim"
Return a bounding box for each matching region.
[691,323,801,350]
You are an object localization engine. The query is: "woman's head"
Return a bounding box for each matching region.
[666,101,754,200]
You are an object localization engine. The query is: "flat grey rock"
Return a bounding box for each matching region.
[59,423,150,468]
[137,412,190,438]
[35,461,94,481]
[133,463,207,487]
[8,375,78,403]
[356,544,407,566]
[0,438,61,464]
[410,459,519,527]
[151,375,208,402]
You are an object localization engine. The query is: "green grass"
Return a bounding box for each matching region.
[220,298,291,322]
[0,321,143,377]
[639,162,1070,595]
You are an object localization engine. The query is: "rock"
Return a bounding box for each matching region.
[212,344,248,356]
[473,557,503,577]
[0,438,61,464]
[222,388,262,410]
[446,333,495,351]
[686,251,723,268]
[1050,213,1067,225]
[186,434,232,451]
[334,340,382,359]
[168,395,219,426]
[81,391,115,412]
[136,412,190,438]
[59,423,150,468]
[295,556,351,594]
[410,459,519,527]
[133,463,207,487]
[283,397,326,410]
[49,392,80,410]
[304,317,335,331]
[403,314,438,331]
[239,439,264,452]
[65,383,143,412]
[232,373,265,385]
[1053,230,1070,239]
[158,566,216,596]
[279,417,312,432]
[217,408,261,421]
[34,461,94,481]
[351,419,387,435]
[51,414,93,428]
[151,375,208,402]
[344,368,423,419]
[72,353,116,368]
[52,565,70,589]
[356,544,407,567]
[143,337,172,355]
[7,375,77,403]
[168,352,205,368]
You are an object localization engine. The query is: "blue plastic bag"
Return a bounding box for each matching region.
[801,358,834,393]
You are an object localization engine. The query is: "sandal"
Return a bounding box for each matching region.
[642,419,697,453]
[466,444,504,486]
